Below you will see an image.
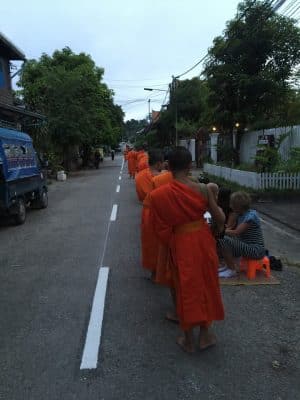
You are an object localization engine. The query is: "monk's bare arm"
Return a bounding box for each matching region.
[207,186,225,230]
[226,212,237,229]
[226,222,249,236]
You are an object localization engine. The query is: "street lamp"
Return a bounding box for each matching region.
[144,88,168,92]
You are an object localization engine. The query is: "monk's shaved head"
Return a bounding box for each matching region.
[168,146,192,172]
[148,149,164,166]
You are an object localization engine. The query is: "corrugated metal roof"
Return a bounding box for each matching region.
[0,32,26,60]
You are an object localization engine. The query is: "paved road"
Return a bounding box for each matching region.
[0,156,299,400]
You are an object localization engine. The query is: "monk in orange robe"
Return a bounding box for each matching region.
[150,170,178,322]
[152,171,173,288]
[127,149,136,178]
[149,146,225,353]
[136,149,164,278]
[135,149,146,172]
[137,154,149,172]
[135,167,153,202]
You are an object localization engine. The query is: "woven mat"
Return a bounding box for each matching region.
[220,271,280,286]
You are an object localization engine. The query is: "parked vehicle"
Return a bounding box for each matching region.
[0,127,48,225]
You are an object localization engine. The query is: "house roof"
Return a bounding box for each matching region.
[0,101,45,120]
[0,32,26,61]
[151,110,160,123]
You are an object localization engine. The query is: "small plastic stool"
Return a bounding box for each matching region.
[240,256,271,280]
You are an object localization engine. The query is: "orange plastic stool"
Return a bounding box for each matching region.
[240,256,271,280]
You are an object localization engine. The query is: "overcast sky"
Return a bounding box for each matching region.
[1,0,241,120]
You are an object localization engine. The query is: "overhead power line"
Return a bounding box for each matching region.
[281,0,297,14]
[285,1,300,17]
[174,54,209,79]
[273,0,288,11]
[176,0,261,80]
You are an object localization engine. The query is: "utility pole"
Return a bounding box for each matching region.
[148,99,151,123]
[171,75,178,146]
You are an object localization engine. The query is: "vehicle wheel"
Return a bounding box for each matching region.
[38,189,48,209]
[14,198,26,225]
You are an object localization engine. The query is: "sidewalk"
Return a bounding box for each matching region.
[254,199,300,233]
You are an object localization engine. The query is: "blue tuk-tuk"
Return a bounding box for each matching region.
[0,127,48,225]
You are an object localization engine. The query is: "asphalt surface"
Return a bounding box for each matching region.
[255,200,300,234]
[0,156,299,400]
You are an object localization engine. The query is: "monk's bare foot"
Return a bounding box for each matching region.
[199,329,217,351]
[165,312,179,323]
[176,336,195,353]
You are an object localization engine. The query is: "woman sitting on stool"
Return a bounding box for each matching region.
[218,191,265,278]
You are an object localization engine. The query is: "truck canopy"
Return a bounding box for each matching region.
[0,127,40,182]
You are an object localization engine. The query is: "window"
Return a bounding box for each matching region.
[3,143,36,169]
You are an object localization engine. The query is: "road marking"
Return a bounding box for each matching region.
[121,158,124,171]
[116,185,120,193]
[80,267,109,370]
[261,217,299,240]
[119,176,122,180]
[110,204,118,221]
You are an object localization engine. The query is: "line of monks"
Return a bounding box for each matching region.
[124,145,225,353]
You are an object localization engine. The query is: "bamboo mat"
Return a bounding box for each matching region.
[220,271,280,286]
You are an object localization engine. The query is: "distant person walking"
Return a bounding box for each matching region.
[111,149,115,161]
[94,149,101,169]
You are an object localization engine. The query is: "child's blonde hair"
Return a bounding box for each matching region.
[230,191,251,212]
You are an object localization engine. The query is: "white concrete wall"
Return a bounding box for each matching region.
[204,163,259,188]
[179,139,196,161]
[203,163,300,189]
[239,126,300,163]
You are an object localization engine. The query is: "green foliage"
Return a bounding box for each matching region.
[154,78,212,145]
[254,145,280,172]
[45,151,64,175]
[204,0,300,132]
[254,133,288,172]
[17,47,124,169]
[124,119,147,141]
[278,147,300,172]
[215,141,237,166]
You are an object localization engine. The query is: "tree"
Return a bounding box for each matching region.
[18,47,124,169]
[124,119,148,142]
[153,78,212,146]
[204,0,300,133]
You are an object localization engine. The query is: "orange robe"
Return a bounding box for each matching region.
[135,168,160,272]
[136,151,146,172]
[135,168,153,202]
[127,151,136,178]
[137,154,149,172]
[149,180,224,331]
[151,172,174,287]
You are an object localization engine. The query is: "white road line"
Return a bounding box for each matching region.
[261,217,299,240]
[116,185,120,193]
[121,158,124,171]
[119,176,122,180]
[80,267,109,370]
[110,204,118,221]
